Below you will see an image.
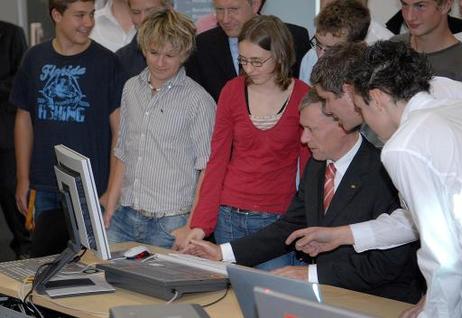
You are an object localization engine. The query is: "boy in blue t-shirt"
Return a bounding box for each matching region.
[10,0,125,256]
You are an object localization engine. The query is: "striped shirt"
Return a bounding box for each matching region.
[114,67,216,217]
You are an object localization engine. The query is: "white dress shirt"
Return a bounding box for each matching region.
[382,93,462,318]
[351,76,462,253]
[221,134,363,284]
[299,19,393,85]
[228,37,239,75]
[455,32,462,42]
[90,0,136,52]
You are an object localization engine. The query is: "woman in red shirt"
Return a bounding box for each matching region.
[175,15,309,270]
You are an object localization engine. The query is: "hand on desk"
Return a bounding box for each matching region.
[286,226,354,257]
[272,266,308,281]
[181,239,223,261]
[172,227,206,251]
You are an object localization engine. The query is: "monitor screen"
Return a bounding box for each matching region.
[54,144,111,261]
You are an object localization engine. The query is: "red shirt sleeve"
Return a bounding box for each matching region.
[190,80,237,236]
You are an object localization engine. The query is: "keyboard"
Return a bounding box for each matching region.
[0,255,87,282]
[0,306,33,318]
[156,253,229,276]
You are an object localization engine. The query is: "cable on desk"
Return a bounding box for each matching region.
[201,285,230,308]
[22,260,55,317]
[166,290,180,304]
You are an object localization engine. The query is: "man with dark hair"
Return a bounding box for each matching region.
[386,3,462,35]
[11,0,125,256]
[288,40,462,317]
[310,41,384,147]
[183,91,422,303]
[186,0,310,101]
[0,20,31,260]
[390,0,462,81]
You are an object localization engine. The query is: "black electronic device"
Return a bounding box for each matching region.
[97,258,228,300]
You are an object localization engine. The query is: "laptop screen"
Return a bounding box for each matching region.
[227,264,322,318]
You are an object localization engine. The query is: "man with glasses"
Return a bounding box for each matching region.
[185,0,310,101]
[300,0,392,86]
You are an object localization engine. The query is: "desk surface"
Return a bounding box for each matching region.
[0,244,414,318]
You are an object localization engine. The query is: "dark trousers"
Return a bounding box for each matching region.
[31,208,69,257]
[0,149,31,258]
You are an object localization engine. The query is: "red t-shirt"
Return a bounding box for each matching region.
[191,77,310,235]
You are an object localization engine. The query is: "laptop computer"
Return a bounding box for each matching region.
[254,287,373,318]
[227,264,322,318]
[110,304,210,318]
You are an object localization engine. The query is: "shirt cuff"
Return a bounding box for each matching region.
[308,264,318,283]
[350,222,376,253]
[220,243,236,263]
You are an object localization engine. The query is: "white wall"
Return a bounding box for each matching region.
[261,0,317,37]
[0,0,27,33]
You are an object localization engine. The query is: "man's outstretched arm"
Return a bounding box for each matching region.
[286,208,419,256]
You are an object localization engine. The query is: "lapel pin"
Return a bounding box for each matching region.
[351,184,357,189]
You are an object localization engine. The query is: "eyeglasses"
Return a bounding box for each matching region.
[309,36,330,53]
[237,56,272,67]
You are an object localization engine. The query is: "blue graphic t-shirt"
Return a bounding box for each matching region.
[10,40,126,194]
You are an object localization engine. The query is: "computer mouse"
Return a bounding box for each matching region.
[123,245,151,258]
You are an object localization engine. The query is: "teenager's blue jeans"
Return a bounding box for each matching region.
[34,190,62,221]
[107,206,187,248]
[214,205,293,271]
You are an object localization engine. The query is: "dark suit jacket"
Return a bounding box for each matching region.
[116,34,146,79]
[386,10,462,35]
[231,139,422,304]
[186,24,310,101]
[0,21,27,150]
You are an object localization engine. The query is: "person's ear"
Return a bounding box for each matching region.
[439,0,452,14]
[342,83,353,95]
[342,83,354,103]
[51,8,63,24]
[369,88,387,112]
[251,0,262,14]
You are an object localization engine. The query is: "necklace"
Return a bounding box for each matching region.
[147,73,161,92]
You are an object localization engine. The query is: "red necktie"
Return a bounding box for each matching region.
[323,163,336,212]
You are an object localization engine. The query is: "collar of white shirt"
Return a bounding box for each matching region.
[327,133,362,191]
[400,92,436,125]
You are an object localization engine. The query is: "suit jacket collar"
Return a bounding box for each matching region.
[209,26,238,79]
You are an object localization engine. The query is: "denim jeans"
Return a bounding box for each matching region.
[34,190,62,222]
[215,205,293,271]
[107,206,188,248]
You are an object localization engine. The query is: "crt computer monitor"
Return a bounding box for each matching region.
[33,144,111,294]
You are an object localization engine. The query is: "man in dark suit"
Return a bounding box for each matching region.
[184,90,422,303]
[0,20,31,259]
[185,0,310,101]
